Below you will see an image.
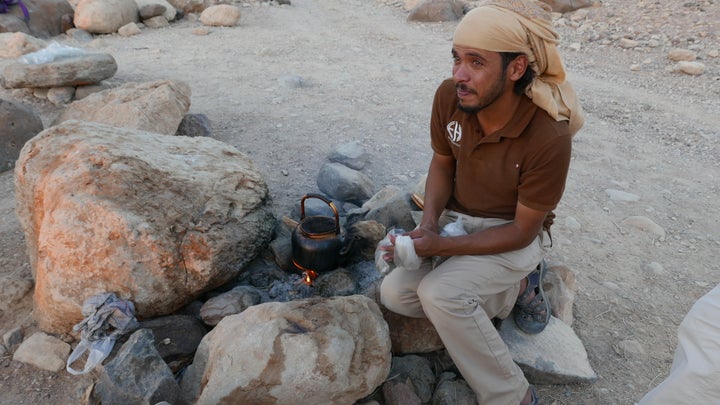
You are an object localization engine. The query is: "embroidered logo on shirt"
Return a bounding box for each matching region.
[446,121,462,146]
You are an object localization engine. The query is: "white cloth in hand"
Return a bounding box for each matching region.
[394,235,421,270]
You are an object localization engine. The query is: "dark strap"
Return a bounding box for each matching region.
[0,0,30,21]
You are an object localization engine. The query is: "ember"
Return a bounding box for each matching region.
[303,270,318,286]
[268,274,315,301]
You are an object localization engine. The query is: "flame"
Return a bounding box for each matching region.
[303,270,318,286]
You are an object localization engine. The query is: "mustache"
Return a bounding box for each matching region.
[456,83,475,93]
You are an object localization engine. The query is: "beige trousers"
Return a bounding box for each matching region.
[380,211,546,405]
[637,283,720,404]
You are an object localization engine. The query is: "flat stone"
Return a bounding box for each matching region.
[2,52,117,89]
[13,332,70,372]
[499,317,598,385]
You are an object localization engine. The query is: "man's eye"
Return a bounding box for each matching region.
[472,59,483,66]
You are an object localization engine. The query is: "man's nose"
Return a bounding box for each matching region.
[453,64,470,82]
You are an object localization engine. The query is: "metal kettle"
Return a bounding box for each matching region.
[291,194,345,274]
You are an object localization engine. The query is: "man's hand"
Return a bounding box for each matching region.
[376,229,405,262]
[407,226,443,258]
[406,201,548,258]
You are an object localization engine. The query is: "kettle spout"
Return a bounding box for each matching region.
[339,234,358,257]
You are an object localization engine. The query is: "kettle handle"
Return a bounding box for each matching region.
[299,193,340,234]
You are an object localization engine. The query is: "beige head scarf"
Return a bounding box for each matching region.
[453,0,584,136]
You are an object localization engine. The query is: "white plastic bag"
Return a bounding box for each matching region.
[20,41,86,65]
[66,336,117,375]
[440,217,467,237]
[65,292,139,375]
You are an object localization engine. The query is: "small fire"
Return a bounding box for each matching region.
[303,270,318,286]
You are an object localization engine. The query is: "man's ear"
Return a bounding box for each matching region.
[508,54,529,81]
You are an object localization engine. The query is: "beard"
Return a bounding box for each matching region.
[456,69,507,114]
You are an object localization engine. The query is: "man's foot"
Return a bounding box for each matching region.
[513,260,551,334]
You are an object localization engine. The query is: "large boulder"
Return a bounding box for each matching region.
[73,0,139,34]
[14,120,276,334]
[52,80,191,135]
[180,295,392,405]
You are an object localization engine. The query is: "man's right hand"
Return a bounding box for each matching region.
[407,226,443,258]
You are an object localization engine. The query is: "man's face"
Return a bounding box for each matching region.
[451,46,508,114]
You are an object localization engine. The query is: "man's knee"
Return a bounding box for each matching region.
[380,272,431,318]
[379,276,412,314]
[378,277,398,310]
[417,274,453,310]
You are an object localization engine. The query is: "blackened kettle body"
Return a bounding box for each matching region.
[291,194,343,273]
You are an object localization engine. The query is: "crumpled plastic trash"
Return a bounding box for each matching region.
[66,292,140,375]
[19,41,86,65]
[440,216,467,237]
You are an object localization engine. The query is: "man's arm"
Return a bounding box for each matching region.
[412,200,547,257]
[417,152,456,233]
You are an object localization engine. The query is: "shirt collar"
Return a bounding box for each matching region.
[484,95,538,141]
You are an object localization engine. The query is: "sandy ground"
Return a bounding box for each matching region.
[1,0,719,403]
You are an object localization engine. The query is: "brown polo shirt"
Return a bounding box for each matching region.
[430,78,572,230]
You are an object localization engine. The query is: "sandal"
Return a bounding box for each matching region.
[527,385,539,405]
[513,260,551,334]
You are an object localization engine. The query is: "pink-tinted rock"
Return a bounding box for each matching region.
[180,295,391,405]
[52,80,190,135]
[14,120,275,334]
[73,0,138,34]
